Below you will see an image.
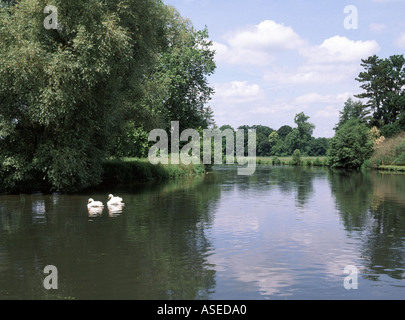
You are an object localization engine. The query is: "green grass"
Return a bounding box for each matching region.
[255,156,328,166]
[102,158,205,184]
[378,165,405,172]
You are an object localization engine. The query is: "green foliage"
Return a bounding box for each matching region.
[380,121,403,138]
[1,0,154,191]
[328,119,374,169]
[334,98,367,131]
[110,123,150,158]
[313,158,323,166]
[292,149,301,166]
[0,0,216,193]
[355,54,405,127]
[138,7,216,133]
[361,159,372,169]
[370,132,405,167]
[271,156,281,166]
[102,159,205,184]
[308,137,330,157]
[253,125,273,156]
[392,138,405,165]
[282,113,315,156]
[277,125,293,140]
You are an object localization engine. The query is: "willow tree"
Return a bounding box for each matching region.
[111,5,217,158]
[0,0,166,192]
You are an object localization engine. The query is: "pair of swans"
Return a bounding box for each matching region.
[87,194,124,216]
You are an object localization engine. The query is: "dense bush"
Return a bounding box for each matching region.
[101,159,205,185]
[328,119,374,169]
[292,149,301,166]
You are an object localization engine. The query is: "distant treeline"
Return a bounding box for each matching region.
[219,112,330,158]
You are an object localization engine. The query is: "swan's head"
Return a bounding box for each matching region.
[88,198,94,204]
[108,194,113,199]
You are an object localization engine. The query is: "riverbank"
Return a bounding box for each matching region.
[256,156,329,166]
[102,158,206,184]
[377,165,405,172]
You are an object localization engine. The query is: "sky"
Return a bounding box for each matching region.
[164,0,405,137]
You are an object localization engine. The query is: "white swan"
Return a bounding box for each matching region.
[107,194,124,206]
[87,198,104,209]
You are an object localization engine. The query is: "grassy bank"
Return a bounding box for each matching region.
[256,156,328,166]
[102,158,205,184]
[370,132,405,172]
[377,165,405,172]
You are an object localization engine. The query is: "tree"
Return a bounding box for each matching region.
[308,138,330,156]
[143,7,216,133]
[0,0,169,192]
[334,98,367,131]
[284,112,315,155]
[355,54,405,127]
[277,125,293,140]
[252,125,273,156]
[292,149,301,166]
[328,119,374,168]
[111,5,217,158]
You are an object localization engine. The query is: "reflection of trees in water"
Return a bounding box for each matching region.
[0,176,221,300]
[130,175,220,300]
[229,166,319,208]
[268,167,317,207]
[328,170,405,280]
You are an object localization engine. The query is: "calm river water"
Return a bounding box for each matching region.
[1,166,405,300]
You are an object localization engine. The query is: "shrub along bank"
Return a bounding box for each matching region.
[102,159,206,184]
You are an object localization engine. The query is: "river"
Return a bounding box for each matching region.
[1,166,405,300]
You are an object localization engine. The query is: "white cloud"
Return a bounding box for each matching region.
[294,92,354,106]
[394,32,405,49]
[300,36,380,65]
[212,41,275,66]
[264,69,346,85]
[263,63,359,85]
[227,20,305,51]
[213,20,305,66]
[213,81,265,104]
[263,36,380,86]
[210,23,380,136]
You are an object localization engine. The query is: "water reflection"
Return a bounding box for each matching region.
[88,206,104,218]
[1,167,405,299]
[0,176,220,300]
[107,203,124,217]
[32,199,46,224]
[328,169,405,285]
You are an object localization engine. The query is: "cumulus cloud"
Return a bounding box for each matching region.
[263,36,380,86]
[264,63,359,85]
[213,20,305,66]
[300,36,380,65]
[212,41,275,66]
[227,20,305,51]
[213,81,265,104]
[210,20,381,136]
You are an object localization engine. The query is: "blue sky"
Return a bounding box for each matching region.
[164,0,405,137]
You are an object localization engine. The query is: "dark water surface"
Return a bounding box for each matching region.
[1,166,405,300]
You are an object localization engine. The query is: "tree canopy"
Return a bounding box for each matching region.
[0,0,216,192]
[355,54,405,131]
[328,119,374,169]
